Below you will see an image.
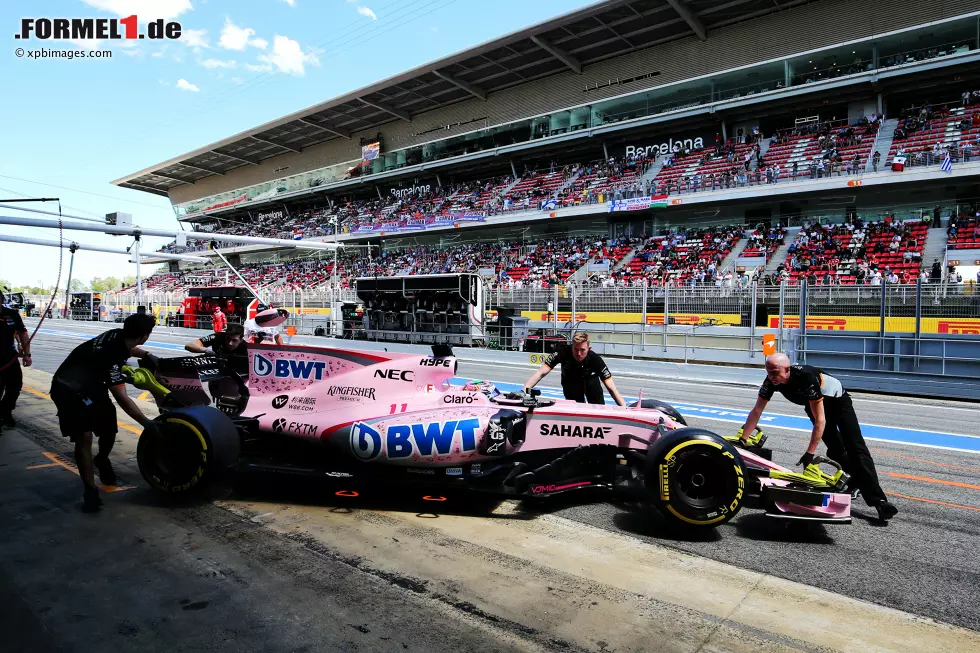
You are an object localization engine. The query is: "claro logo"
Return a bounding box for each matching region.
[374,369,414,381]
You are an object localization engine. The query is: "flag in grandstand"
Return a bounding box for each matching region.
[941,152,953,173]
[293,229,305,240]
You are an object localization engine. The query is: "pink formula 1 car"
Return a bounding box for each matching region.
[127,344,852,528]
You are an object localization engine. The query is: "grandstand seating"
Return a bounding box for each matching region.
[764,122,876,179]
[888,104,980,164]
[741,226,787,263]
[612,226,743,286]
[782,220,927,285]
[946,216,980,249]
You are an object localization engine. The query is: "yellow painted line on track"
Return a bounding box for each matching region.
[31,452,135,493]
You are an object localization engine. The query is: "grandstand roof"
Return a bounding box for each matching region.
[114,0,821,197]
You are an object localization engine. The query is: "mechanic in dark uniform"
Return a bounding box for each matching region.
[0,298,31,432]
[523,332,627,406]
[739,352,898,521]
[185,323,248,375]
[50,314,159,512]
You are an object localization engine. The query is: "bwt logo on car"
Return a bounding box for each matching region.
[350,418,482,461]
[16,16,183,41]
[253,354,329,380]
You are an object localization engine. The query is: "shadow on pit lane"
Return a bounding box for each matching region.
[611,506,722,543]
[731,512,837,543]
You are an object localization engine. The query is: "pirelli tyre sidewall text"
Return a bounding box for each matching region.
[645,428,745,527]
[137,406,241,494]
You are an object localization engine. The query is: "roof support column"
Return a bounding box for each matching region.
[510,160,518,179]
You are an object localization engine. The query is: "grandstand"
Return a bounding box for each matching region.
[112,0,980,296]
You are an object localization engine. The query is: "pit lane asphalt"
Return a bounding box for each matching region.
[18,319,980,632]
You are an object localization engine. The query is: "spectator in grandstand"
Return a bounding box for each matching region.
[50,313,160,512]
[212,305,227,333]
[522,332,626,406]
[738,353,898,521]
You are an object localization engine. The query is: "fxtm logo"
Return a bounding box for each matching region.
[272,418,319,437]
[374,369,414,382]
[15,17,183,41]
[253,353,329,380]
[272,395,289,409]
[350,419,481,461]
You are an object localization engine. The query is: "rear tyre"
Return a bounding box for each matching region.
[644,427,745,528]
[137,406,241,495]
[629,398,687,425]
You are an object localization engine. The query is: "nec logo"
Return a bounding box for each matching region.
[374,369,414,381]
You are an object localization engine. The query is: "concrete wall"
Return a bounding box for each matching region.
[166,0,979,205]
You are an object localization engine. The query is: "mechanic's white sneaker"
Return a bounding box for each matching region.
[850,488,861,501]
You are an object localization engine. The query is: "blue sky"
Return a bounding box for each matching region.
[0,0,594,289]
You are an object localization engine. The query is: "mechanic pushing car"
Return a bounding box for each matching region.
[185,323,248,374]
[50,313,160,513]
[738,352,898,521]
[523,332,627,406]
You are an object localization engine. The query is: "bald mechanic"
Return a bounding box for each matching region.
[523,332,627,406]
[739,353,898,521]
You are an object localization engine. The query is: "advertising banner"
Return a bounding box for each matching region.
[608,195,668,212]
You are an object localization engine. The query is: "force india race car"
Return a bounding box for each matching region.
[126,343,853,528]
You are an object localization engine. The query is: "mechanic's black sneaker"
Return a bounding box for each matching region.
[875,501,898,521]
[82,487,103,513]
[93,454,117,486]
[1,412,13,428]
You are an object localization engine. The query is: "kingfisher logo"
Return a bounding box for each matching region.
[350,418,482,461]
[253,353,329,380]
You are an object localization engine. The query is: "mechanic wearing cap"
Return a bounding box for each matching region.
[0,298,31,433]
[50,313,160,512]
[523,332,627,406]
[738,352,898,521]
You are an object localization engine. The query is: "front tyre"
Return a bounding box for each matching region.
[629,398,687,425]
[137,406,241,495]
[644,428,745,528]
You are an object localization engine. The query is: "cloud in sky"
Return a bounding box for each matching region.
[81,0,194,21]
[176,78,200,92]
[181,28,210,50]
[280,0,297,6]
[219,18,268,51]
[256,35,319,75]
[201,58,237,69]
[346,0,377,21]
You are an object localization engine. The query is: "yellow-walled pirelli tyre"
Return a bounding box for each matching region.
[644,428,746,528]
[137,406,241,495]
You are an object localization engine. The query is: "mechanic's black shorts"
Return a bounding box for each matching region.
[50,379,117,442]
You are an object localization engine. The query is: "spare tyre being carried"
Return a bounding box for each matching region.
[644,427,745,527]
